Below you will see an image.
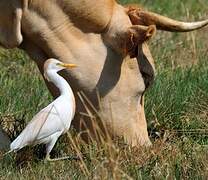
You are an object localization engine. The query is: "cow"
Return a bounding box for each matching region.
[0,0,208,147]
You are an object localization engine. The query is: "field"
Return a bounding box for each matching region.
[1,0,208,179]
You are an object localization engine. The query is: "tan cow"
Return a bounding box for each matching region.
[0,0,208,146]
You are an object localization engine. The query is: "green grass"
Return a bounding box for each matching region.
[1,0,208,179]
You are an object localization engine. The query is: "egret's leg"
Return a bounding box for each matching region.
[45,132,63,162]
[45,134,79,162]
[45,137,58,162]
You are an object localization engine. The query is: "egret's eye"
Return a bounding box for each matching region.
[56,63,62,66]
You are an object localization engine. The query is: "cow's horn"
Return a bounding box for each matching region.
[129,9,208,32]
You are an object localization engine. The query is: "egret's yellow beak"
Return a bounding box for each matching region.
[60,63,77,69]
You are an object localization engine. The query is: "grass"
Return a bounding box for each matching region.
[1,0,208,179]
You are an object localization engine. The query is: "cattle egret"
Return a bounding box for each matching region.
[9,58,77,161]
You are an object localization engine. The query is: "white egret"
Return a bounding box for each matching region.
[9,58,77,161]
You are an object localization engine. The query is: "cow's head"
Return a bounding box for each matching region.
[0,0,27,48]
[103,4,208,89]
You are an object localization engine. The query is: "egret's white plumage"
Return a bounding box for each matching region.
[10,58,76,161]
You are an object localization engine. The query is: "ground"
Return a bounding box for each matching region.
[0,0,208,179]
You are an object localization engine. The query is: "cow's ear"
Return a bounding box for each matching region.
[125,25,156,58]
[0,0,27,48]
[145,25,156,40]
[128,25,156,43]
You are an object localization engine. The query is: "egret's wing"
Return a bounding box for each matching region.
[10,103,64,151]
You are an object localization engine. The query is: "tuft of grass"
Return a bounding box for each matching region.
[0,0,208,179]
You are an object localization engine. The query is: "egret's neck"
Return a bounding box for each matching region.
[46,70,73,97]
